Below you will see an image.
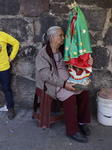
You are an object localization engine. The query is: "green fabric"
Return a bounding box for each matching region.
[63,6,92,61]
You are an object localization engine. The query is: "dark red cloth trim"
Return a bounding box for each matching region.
[56,87,62,94]
[46,42,64,58]
[71,16,77,39]
[63,81,67,88]
[43,81,47,92]
[46,41,53,58]
[46,42,66,89]
[55,57,62,62]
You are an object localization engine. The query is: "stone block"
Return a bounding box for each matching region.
[76,0,94,5]
[12,60,35,80]
[104,27,112,45]
[34,15,68,42]
[73,0,112,8]
[89,88,98,114]
[12,75,35,108]
[95,0,112,8]
[90,70,112,88]
[17,45,39,62]
[50,4,69,14]
[0,18,29,42]
[81,8,107,31]
[90,31,103,45]
[53,0,66,2]
[19,0,49,17]
[0,0,20,15]
[91,46,110,69]
[63,0,76,5]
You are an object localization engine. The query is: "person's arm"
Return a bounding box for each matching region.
[88,55,93,66]
[2,32,20,61]
[36,53,65,88]
[36,52,76,91]
[65,82,76,91]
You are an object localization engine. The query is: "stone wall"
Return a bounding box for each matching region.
[0,0,112,114]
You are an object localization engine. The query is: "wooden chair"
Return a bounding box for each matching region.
[32,87,64,129]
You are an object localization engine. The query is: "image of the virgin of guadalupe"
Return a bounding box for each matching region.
[63,1,94,90]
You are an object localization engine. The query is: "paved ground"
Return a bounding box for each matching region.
[0,107,112,150]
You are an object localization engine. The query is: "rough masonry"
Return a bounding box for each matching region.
[0,0,112,114]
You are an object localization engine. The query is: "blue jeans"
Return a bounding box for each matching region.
[0,69,14,109]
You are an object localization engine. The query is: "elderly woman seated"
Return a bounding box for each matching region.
[35,26,93,143]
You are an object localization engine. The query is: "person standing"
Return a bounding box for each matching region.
[0,31,19,119]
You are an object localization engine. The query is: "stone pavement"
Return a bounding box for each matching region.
[0,107,112,150]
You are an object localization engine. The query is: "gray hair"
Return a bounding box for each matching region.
[42,26,62,46]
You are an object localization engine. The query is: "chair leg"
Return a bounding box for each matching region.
[33,94,38,112]
[32,88,64,129]
[32,94,40,119]
[39,94,52,128]
[45,95,52,128]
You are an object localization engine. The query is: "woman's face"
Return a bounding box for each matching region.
[53,29,65,47]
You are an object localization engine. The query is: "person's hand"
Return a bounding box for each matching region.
[88,56,93,66]
[9,57,12,62]
[65,82,76,91]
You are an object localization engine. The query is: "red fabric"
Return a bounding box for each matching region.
[68,67,84,76]
[65,53,91,69]
[70,16,77,39]
[62,91,91,135]
[68,67,90,77]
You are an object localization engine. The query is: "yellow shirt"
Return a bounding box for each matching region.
[0,31,20,71]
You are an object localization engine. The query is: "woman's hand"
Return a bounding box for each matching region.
[65,82,76,91]
[88,56,93,66]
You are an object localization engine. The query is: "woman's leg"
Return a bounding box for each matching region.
[76,90,91,123]
[62,94,79,135]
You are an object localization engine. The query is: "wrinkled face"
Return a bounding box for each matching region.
[53,29,65,47]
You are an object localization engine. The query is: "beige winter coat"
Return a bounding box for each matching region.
[35,43,65,99]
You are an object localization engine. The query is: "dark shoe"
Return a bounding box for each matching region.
[69,132,88,143]
[78,124,91,136]
[8,108,16,120]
